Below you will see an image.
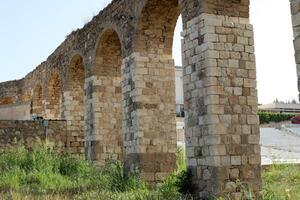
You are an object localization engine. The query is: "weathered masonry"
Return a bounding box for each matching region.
[291,0,300,98]
[0,0,263,198]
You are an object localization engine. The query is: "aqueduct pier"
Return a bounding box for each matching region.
[0,0,299,198]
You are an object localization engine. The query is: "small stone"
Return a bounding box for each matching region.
[225,182,237,192]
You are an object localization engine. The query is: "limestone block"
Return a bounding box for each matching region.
[209,145,226,156]
[244,79,256,88]
[207,105,224,114]
[292,12,300,27]
[233,44,244,52]
[247,115,259,125]
[224,182,237,192]
[237,37,248,45]
[249,155,261,165]
[228,59,239,68]
[293,26,300,38]
[248,135,260,144]
[231,156,242,165]
[220,156,231,166]
[296,51,300,64]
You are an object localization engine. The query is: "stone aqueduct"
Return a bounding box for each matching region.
[0,0,299,198]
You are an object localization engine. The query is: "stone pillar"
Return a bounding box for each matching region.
[291,0,300,99]
[182,13,261,198]
[84,74,123,165]
[61,56,85,155]
[84,77,95,160]
[122,53,177,184]
[61,91,85,154]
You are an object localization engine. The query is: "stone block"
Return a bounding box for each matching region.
[247,115,259,125]
[292,12,300,27]
[231,156,242,165]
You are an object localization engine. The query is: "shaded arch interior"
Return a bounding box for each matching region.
[135,0,181,55]
[63,54,86,152]
[89,28,124,165]
[32,84,43,116]
[46,73,61,119]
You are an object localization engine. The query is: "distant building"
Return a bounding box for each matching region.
[175,66,184,117]
[259,103,300,114]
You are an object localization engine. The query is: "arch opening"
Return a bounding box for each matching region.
[135,0,180,55]
[132,0,261,197]
[32,84,43,117]
[127,0,183,183]
[46,73,61,120]
[88,29,124,165]
[64,54,85,152]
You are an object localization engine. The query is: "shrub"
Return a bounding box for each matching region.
[176,146,186,172]
[258,112,295,124]
[175,170,194,196]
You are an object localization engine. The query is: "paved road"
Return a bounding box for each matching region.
[260,127,300,165]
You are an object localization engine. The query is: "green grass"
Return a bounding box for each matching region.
[262,164,300,200]
[0,146,189,200]
[0,147,300,200]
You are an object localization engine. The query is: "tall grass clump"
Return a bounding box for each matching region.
[0,146,189,199]
[0,146,146,196]
[0,146,105,194]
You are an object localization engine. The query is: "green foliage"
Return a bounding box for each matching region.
[154,147,193,199]
[262,164,300,200]
[258,112,295,124]
[0,147,104,194]
[176,146,186,172]
[157,173,182,200]
[102,160,146,192]
[175,170,194,195]
[0,146,187,199]
[1,147,300,200]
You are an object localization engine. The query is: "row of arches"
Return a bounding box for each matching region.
[30,28,125,162]
[28,0,263,197]
[30,0,185,186]
[31,73,62,120]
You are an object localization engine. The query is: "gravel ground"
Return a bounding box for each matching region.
[260,127,300,165]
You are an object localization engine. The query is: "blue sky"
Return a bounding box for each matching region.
[0,0,297,104]
[0,0,109,81]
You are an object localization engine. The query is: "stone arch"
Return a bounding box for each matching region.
[135,0,181,55]
[32,83,43,117]
[124,0,182,184]
[93,29,123,76]
[129,0,261,197]
[63,54,85,152]
[45,72,61,120]
[66,54,85,91]
[86,28,124,165]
